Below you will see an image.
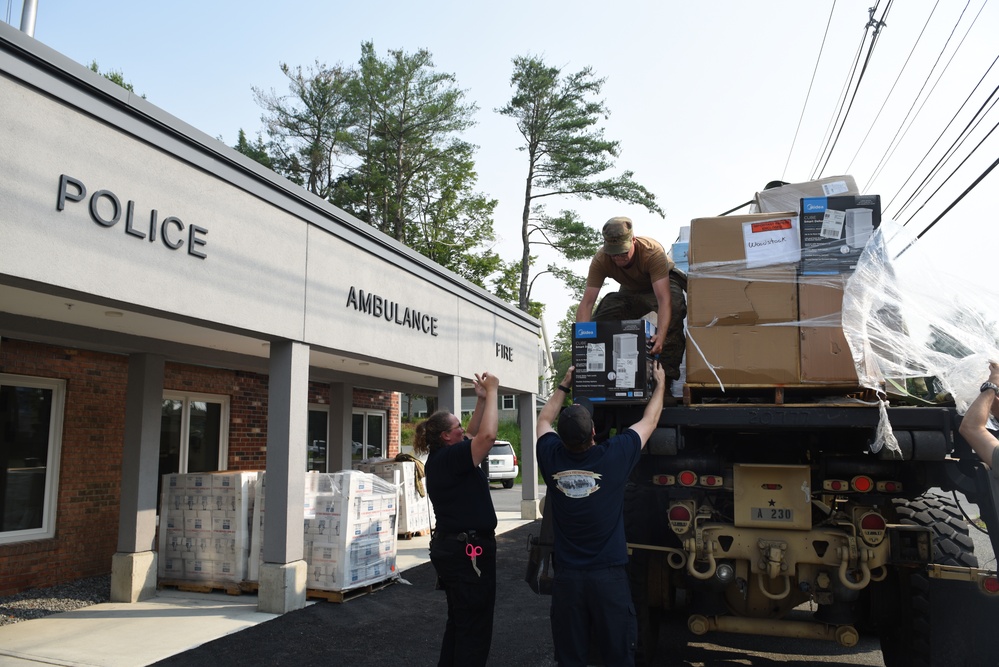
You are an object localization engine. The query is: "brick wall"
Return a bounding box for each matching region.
[0,338,400,596]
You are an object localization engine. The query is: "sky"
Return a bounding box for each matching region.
[6,0,999,346]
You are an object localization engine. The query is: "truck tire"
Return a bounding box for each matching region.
[877,490,978,667]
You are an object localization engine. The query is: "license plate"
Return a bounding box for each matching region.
[490,458,501,466]
[751,507,794,522]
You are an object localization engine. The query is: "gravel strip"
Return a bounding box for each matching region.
[0,574,111,627]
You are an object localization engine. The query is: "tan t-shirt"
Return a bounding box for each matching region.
[585,236,673,292]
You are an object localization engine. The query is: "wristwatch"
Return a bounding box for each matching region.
[980,381,999,396]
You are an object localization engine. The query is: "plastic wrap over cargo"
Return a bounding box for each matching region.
[684,207,996,401]
[842,219,999,416]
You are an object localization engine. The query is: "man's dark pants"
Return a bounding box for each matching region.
[550,564,637,666]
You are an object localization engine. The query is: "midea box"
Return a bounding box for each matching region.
[799,194,881,274]
[572,319,656,404]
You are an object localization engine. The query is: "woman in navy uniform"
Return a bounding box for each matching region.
[415,371,499,667]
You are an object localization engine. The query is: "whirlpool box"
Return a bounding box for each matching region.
[572,319,656,404]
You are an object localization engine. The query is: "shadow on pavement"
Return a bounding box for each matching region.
[150,521,557,667]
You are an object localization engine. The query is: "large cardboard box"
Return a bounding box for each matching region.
[798,276,858,383]
[572,319,656,403]
[755,175,858,213]
[687,266,798,327]
[799,194,881,274]
[689,212,800,269]
[686,325,799,385]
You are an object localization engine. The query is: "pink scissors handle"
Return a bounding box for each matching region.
[466,544,482,558]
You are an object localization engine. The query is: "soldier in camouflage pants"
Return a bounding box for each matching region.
[577,217,688,381]
[591,272,687,381]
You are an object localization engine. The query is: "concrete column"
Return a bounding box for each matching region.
[329,382,353,472]
[111,353,164,603]
[518,392,542,520]
[258,340,309,614]
[438,375,461,416]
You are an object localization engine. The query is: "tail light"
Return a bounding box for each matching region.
[859,511,886,545]
[678,470,698,487]
[876,480,902,492]
[984,576,999,595]
[668,503,694,534]
[823,479,849,492]
[852,476,874,493]
[700,474,723,487]
[653,474,676,486]
[513,452,518,467]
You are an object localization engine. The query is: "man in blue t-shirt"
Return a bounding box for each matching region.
[536,362,667,667]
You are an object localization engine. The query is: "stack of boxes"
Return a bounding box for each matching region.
[686,176,880,387]
[248,470,399,592]
[157,471,259,583]
[356,459,433,535]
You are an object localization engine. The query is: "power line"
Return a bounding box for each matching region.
[885,0,992,216]
[844,1,940,176]
[782,0,838,181]
[809,5,875,180]
[812,0,893,178]
[864,0,973,192]
[896,74,999,220]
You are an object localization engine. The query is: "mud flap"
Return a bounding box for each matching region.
[929,577,999,666]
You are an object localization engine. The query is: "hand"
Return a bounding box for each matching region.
[562,366,575,386]
[649,333,664,357]
[989,361,999,385]
[652,360,666,390]
[476,371,499,393]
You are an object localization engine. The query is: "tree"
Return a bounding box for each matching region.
[88,60,144,98]
[351,42,479,243]
[232,129,274,170]
[498,55,664,312]
[253,61,357,200]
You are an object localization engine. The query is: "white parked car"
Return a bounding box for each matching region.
[485,440,518,488]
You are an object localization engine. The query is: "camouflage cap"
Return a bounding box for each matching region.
[602,216,634,255]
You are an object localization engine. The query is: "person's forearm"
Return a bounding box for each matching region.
[642,379,666,427]
[537,386,566,429]
[466,395,486,437]
[576,302,593,322]
[960,387,998,462]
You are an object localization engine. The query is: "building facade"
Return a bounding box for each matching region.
[0,22,542,611]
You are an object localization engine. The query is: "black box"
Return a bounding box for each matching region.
[799,194,881,274]
[571,319,656,404]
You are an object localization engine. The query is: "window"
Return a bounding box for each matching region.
[351,410,385,460]
[501,394,515,411]
[159,392,229,485]
[0,374,65,544]
[307,407,329,473]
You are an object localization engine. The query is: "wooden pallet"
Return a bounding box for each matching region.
[158,578,251,596]
[306,577,396,603]
[683,383,877,406]
[397,529,430,540]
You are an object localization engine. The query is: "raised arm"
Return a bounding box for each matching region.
[627,361,667,447]
[469,372,499,466]
[538,367,574,439]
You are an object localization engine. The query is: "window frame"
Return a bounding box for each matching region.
[0,373,66,545]
[352,408,387,460]
[161,390,230,473]
[501,394,515,411]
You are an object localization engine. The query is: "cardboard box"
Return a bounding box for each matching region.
[798,276,859,383]
[755,176,858,213]
[687,266,798,327]
[689,212,800,269]
[686,325,799,385]
[799,195,881,274]
[572,319,657,404]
